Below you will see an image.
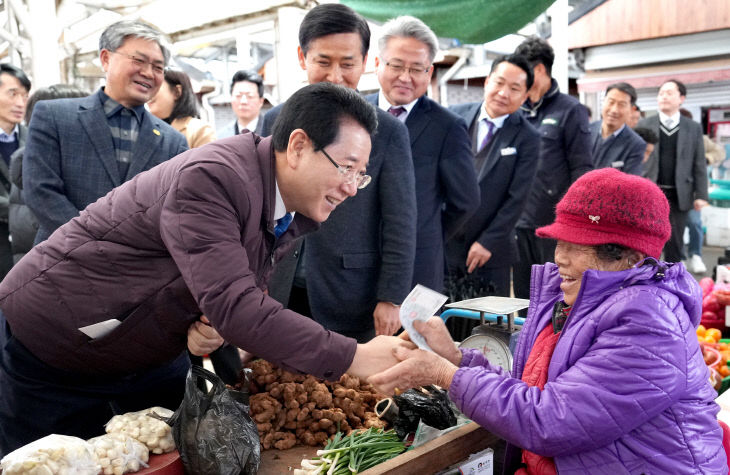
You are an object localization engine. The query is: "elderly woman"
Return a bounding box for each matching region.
[370,168,726,473]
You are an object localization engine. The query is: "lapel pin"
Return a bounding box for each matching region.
[589,215,600,224]
[153,129,160,136]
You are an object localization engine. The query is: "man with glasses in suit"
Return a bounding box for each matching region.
[23,20,188,245]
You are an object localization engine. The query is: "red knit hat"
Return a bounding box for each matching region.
[536,168,671,258]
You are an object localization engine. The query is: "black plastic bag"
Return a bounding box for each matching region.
[392,385,457,439]
[168,365,260,475]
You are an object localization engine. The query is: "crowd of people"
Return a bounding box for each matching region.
[0,3,726,473]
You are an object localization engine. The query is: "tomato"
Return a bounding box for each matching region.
[704,293,722,314]
[700,277,715,297]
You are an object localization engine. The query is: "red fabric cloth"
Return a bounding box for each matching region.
[520,324,561,475]
[536,168,671,258]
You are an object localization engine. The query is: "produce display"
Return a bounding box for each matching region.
[0,434,100,475]
[700,277,729,331]
[243,360,387,450]
[87,434,149,475]
[293,428,406,475]
[105,407,175,454]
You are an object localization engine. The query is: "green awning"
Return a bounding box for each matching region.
[342,0,554,45]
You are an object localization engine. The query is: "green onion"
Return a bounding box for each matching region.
[297,428,406,474]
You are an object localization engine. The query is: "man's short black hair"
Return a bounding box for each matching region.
[272,82,377,152]
[662,78,687,97]
[606,82,637,105]
[634,126,658,145]
[514,36,554,76]
[490,54,534,91]
[0,63,31,92]
[230,70,264,97]
[299,4,371,59]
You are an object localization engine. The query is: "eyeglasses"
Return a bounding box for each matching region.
[384,61,431,77]
[111,51,165,75]
[319,148,371,189]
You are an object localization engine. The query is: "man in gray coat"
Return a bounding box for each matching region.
[638,78,707,262]
[0,83,404,455]
[23,20,188,244]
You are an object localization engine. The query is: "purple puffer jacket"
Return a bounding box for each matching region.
[449,260,727,474]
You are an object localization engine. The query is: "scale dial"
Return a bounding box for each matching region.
[459,333,513,370]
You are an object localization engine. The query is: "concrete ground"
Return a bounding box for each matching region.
[692,245,728,281]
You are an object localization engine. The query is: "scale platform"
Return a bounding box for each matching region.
[441,296,530,371]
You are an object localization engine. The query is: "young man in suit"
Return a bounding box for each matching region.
[23,20,189,245]
[217,69,265,138]
[368,16,479,292]
[260,4,417,341]
[589,82,646,175]
[512,37,593,302]
[0,64,30,279]
[637,79,707,263]
[449,54,539,296]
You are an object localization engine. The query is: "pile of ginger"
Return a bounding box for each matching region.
[242,360,387,450]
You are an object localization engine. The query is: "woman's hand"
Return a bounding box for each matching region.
[367,346,458,395]
[408,317,462,366]
[187,315,224,356]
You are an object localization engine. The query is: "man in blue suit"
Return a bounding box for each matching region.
[367,16,479,292]
[23,20,188,244]
[589,82,646,175]
[449,54,539,296]
[260,4,417,342]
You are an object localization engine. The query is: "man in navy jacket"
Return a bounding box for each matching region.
[589,82,646,175]
[512,37,593,301]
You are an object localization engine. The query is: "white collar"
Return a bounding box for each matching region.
[239,116,259,133]
[378,92,419,120]
[478,105,508,129]
[0,123,19,138]
[274,180,293,221]
[658,111,680,127]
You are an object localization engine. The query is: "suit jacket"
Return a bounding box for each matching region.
[449,102,539,268]
[589,121,645,175]
[260,102,417,334]
[365,93,479,290]
[0,125,26,222]
[638,114,708,211]
[23,89,188,243]
[217,115,264,139]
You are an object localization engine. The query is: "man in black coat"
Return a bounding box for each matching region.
[449,54,539,296]
[512,37,593,301]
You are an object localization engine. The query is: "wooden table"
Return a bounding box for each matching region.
[258,423,503,474]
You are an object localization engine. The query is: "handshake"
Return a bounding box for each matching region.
[347,318,463,395]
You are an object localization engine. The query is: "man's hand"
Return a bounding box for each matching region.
[346,335,413,381]
[694,198,708,211]
[466,242,492,273]
[374,301,401,336]
[187,315,224,356]
[368,346,458,395]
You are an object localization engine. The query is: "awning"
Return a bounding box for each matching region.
[341,0,554,45]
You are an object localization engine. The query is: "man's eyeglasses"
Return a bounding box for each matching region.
[319,148,371,189]
[384,61,431,77]
[111,51,165,75]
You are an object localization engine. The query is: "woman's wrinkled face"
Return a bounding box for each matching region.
[553,240,629,306]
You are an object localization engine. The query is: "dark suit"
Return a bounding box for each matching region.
[448,102,539,296]
[23,89,188,243]
[261,103,417,340]
[589,121,646,175]
[0,125,26,277]
[366,94,479,291]
[638,114,707,261]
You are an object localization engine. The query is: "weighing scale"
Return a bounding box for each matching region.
[440,296,529,371]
